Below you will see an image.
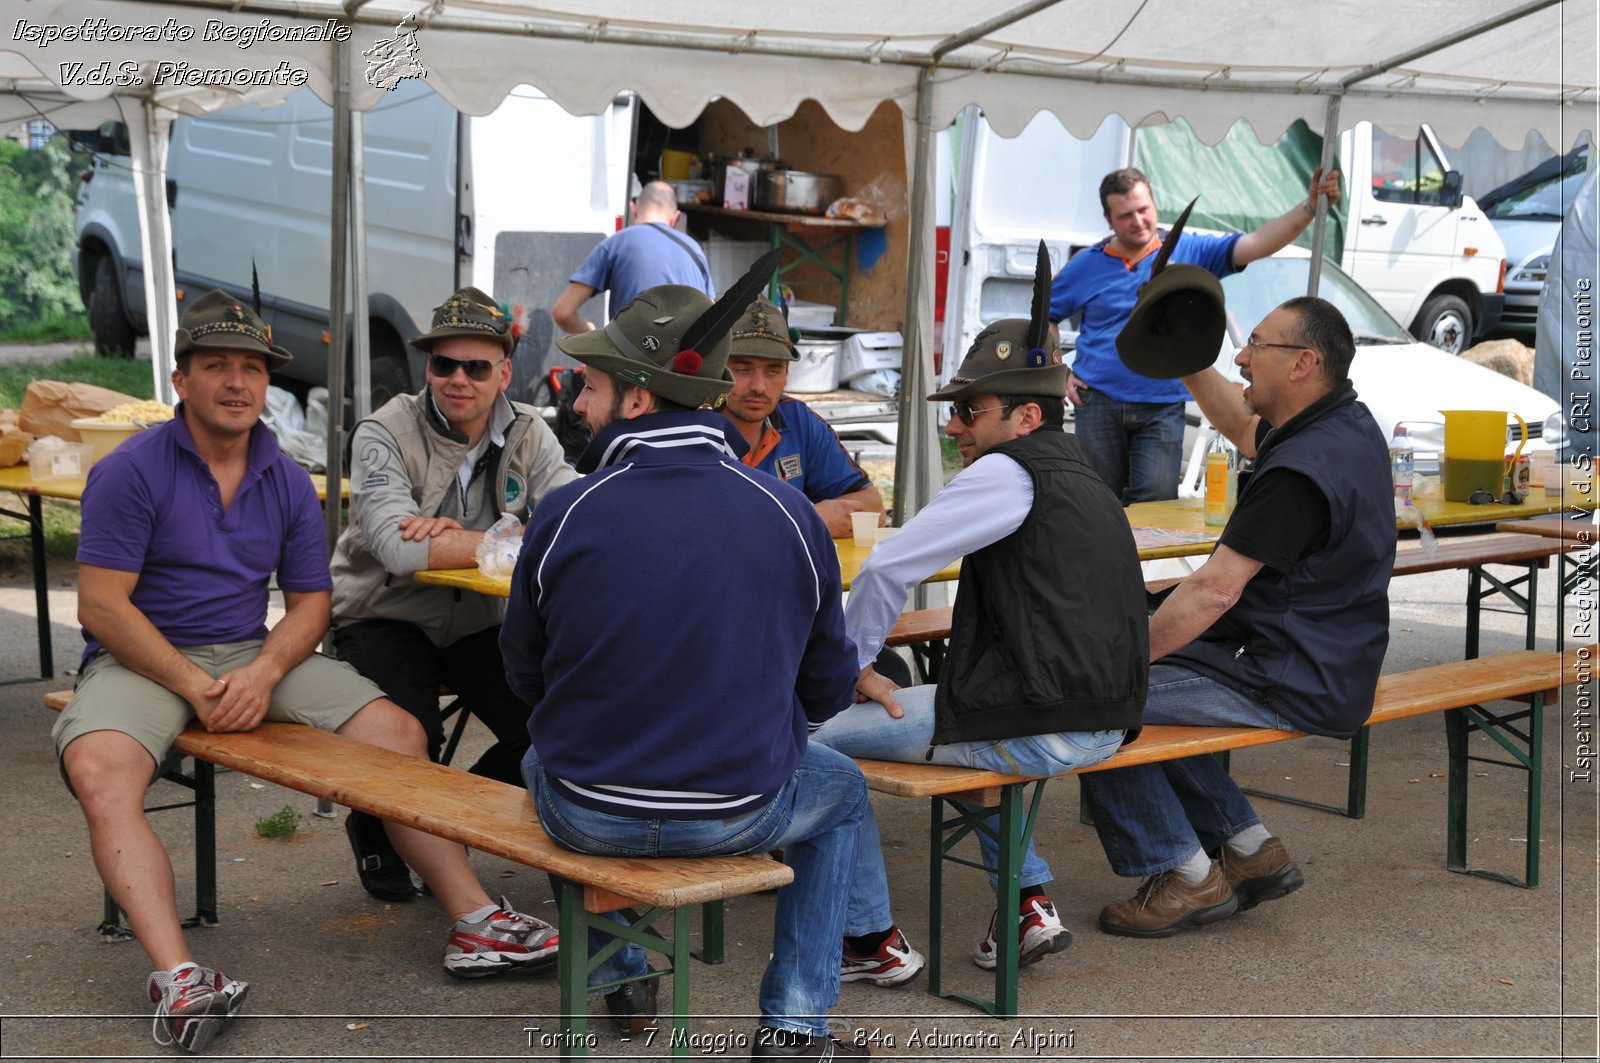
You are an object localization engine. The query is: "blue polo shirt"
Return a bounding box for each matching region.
[77,408,331,664]
[571,224,715,313]
[1049,229,1242,404]
[740,398,871,504]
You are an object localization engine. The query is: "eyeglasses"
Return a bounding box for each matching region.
[951,401,1015,426]
[1243,338,1306,354]
[428,352,504,382]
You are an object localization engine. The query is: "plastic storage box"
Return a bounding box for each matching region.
[840,331,903,384]
[29,442,93,480]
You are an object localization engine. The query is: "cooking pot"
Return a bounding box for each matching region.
[755,170,841,214]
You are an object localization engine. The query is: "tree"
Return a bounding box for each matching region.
[0,137,82,334]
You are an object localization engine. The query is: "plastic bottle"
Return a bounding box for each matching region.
[1389,425,1414,506]
[1204,430,1237,527]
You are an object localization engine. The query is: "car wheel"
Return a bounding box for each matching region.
[89,257,135,358]
[1413,294,1473,356]
[368,336,410,411]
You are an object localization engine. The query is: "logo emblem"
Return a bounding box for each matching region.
[641,335,660,352]
[995,340,1012,360]
[363,14,427,91]
[505,472,526,509]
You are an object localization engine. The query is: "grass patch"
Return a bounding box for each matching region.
[0,354,154,411]
[0,498,84,561]
[254,805,302,840]
[0,311,94,345]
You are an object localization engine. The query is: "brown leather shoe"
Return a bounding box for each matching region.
[1098,864,1238,938]
[1220,837,1304,912]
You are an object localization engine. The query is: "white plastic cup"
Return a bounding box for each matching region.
[851,511,879,547]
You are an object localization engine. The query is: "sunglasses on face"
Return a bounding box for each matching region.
[950,401,1015,426]
[428,353,503,382]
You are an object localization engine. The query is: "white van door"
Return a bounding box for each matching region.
[942,110,1131,386]
[1343,122,1464,328]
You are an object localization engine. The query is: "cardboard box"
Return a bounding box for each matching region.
[723,165,752,211]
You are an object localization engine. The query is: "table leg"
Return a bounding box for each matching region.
[28,494,52,679]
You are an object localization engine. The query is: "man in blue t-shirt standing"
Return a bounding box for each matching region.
[1049,166,1341,504]
[551,180,715,334]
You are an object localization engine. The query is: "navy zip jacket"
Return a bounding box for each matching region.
[500,410,859,819]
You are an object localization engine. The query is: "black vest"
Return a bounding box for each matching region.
[1167,384,1395,738]
[933,430,1148,745]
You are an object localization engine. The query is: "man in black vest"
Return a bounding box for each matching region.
[814,252,1149,985]
[1084,296,1394,938]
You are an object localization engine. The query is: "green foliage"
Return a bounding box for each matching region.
[0,354,153,410]
[254,805,302,840]
[0,138,83,335]
[0,310,93,344]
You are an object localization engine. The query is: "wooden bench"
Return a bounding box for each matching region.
[853,647,1583,1019]
[44,692,790,1061]
[886,532,1573,817]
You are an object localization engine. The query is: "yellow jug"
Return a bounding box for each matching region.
[1440,409,1528,502]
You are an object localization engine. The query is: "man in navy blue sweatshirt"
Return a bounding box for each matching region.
[500,268,873,1060]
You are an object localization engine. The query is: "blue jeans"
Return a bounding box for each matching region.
[1082,663,1292,878]
[521,742,866,1037]
[1072,391,1186,504]
[811,685,1125,932]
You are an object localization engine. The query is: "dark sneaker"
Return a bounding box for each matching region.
[972,895,1072,969]
[345,811,418,903]
[147,965,248,1053]
[840,926,925,987]
[1099,865,1239,938]
[1220,836,1305,911]
[443,898,559,978]
[751,1027,871,1058]
[604,973,659,1037]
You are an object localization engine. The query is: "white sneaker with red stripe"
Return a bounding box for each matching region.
[839,926,925,987]
[443,897,559,978]
[972,895,1072,970]
[147,965,249,1053]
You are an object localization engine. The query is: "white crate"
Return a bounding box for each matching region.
[784,299,835,330]
[840,331,903,383]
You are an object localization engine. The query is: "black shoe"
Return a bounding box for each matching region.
[345,812,418,902]
[751,1027,870,1059]
[603,974,658,1037]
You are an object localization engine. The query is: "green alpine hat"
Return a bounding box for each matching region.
[928,241,1066,400]
[410,286,515,354]
[729,295,799,362]
[558,250,782,409]
[175,289,293,368]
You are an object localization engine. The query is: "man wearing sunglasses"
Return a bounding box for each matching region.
[1081,296,1393,938]
[329,286,577,903]
[813,310,1148,985]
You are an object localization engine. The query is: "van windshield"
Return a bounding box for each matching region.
[1219,258,1411,347]
[1485,169,1588,222]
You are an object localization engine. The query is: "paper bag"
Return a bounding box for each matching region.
[18,380,143,442]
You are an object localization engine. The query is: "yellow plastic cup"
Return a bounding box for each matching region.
[1440,409,1527,502]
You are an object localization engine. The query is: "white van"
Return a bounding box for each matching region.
[72,82,634,405]
[940,114,1507,369]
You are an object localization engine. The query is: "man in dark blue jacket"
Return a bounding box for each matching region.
[500,266,873,1060]
[1083,296,1394,938]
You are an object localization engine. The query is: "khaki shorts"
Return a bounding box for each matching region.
[53,641,387,784]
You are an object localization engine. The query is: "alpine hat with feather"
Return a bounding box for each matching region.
[1114,196,1227,379]
[410,286,515,355]
[558,249,781,409]
[929,241,1066,401]
[175,288,294,369]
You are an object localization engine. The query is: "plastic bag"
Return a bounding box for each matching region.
[475,511,524,578]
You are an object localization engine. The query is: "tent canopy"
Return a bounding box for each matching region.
[3,0,1593,144]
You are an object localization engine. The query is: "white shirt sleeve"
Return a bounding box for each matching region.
[844,452,1034,669]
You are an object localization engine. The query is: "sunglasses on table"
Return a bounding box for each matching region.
[428,352,504,382]
[950,401,1016,426]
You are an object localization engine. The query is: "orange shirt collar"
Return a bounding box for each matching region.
[1103,234,1163,272]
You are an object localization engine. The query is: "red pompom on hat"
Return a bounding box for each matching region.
[673,349,703,374]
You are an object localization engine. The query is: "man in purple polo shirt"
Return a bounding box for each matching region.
[52,291,560,1056]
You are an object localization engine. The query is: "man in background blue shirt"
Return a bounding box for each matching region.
[1050,166,1340,503]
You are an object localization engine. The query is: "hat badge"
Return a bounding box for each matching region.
[641,335,660,352]
[995,340,1012,360]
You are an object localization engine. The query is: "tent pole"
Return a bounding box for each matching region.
[323,38,352,557]
[349,110,371,422]
[1307,94,1342,299]
[130,100,176,404]
[893,69,943,534]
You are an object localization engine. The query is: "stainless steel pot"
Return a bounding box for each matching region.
[755,170,841,214]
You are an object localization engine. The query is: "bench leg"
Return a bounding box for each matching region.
[1228,734,1371,819]
[97,754,217,938]
[1467,562,1541,658]
[697,901,724,964]
[554,882,687,1060]
[928,782,1038,1018]
[1445,694,1544,889]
